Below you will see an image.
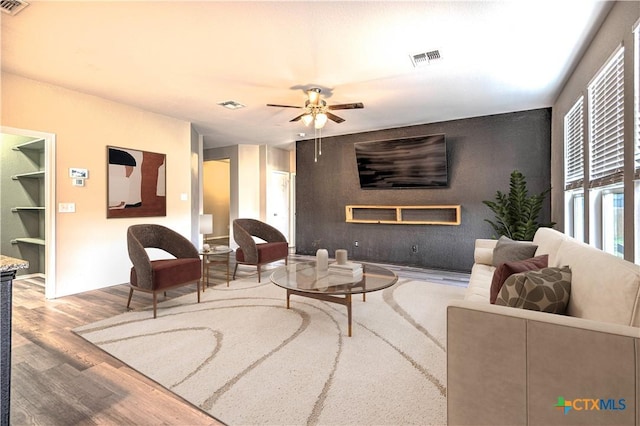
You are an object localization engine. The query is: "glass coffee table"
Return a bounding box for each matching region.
[270,261,398,336]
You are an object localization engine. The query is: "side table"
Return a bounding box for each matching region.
[200,247,232,290]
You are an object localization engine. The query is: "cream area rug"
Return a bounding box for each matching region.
[74,274,465,425]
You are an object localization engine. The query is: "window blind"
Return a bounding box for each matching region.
[564,97,584,190]
[635,26,640,179]
[588,47,625,188]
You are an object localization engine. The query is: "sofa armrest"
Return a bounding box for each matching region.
[474,239,497,266]
[447,300,639,425]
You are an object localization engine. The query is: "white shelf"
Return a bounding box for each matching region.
[12,170,45,180]
[11,207,45,212]
[12,138,45,151]
[10,238,45,246]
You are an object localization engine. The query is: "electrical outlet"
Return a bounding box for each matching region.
[354,241,359,247]
[411,245,418,253]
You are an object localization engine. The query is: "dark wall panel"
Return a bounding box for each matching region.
[296,108,551,272]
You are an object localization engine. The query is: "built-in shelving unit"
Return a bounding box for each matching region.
[10,137,46,252]
[345,205,461,225]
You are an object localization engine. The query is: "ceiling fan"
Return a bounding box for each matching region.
[267,88,364,129]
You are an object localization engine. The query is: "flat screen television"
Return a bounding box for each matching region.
[354,134,448,189]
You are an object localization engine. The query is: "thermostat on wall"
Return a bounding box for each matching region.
[69,168,88,179]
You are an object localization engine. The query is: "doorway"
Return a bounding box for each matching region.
[0,126,56,298]
[267,170,290,242]
[203,159,231,246]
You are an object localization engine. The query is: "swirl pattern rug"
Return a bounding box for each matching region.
[74,275,465,425]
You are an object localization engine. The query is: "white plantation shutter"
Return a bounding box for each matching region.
[589,47,625,188]
[636,26,640,179]
[565,97,584,190]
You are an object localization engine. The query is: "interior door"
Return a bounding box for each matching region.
[267,170,290,241]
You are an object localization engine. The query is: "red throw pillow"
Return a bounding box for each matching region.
[490,255,548,304]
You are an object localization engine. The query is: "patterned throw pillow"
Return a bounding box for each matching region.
[495,266,571,314]
[489,254,548,304]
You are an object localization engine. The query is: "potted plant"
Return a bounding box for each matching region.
[483,170,555,241]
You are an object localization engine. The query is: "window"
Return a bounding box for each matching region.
[602,187,624,258]
[636,24,640,179]
[635,23,640,263]
[564,97,585,241]
[565,97,584,190]
[588,46,625,256]
[572,192,585,242]
[589,47,625,188]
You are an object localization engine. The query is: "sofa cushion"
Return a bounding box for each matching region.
[490,255,548,304]
[495,266,571,314]
[236,241,288,264]
[532,227,569,266]
[492,236,538,267]
[555,239,640,326]
[130,258,201,290]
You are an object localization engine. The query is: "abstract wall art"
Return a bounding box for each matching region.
[107,146,166,218]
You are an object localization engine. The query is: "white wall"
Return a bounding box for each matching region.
[1,72,194,297]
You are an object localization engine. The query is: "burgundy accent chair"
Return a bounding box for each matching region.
[233,218,288,282]
[126,224,202,318]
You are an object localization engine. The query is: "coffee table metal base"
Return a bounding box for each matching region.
[286,289,365,337]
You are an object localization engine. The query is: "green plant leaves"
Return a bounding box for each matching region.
[483,170,555,241]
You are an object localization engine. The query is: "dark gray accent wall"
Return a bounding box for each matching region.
[296,108,551,272]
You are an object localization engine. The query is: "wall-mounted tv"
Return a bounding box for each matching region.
[354,134,448,189]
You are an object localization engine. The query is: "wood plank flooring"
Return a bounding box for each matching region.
[10,277,223,426]
[9,259,468,425]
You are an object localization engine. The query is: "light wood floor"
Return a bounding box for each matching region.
[10,277,223,426]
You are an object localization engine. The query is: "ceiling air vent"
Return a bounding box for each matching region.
[217,100,246,110]
[1,0,29,15]
[410,49,442,68]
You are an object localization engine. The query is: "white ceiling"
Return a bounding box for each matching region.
[1,1,613,150]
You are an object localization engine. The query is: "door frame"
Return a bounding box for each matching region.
[1,126,56,299]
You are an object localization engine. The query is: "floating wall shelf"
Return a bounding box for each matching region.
[345,205,461,225]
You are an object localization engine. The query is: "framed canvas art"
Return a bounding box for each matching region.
[107,146,166,218]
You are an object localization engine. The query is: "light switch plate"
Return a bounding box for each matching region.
[59,202,76,213]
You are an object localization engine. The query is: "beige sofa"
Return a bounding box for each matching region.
[447,227,640,425]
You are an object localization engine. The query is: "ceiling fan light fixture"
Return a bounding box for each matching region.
[314,112,328,129]
[301,114,314,126]
[307,88,321,105]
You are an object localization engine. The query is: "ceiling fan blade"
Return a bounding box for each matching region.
[290,114,306,122]
[328,102,364,110]
[326,111,345,123]
[267,103,303,109]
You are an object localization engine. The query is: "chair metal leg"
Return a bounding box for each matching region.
[233,262,239,280]
[257,265,261,283]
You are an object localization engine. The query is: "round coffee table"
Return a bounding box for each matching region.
[270,261,398,336]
